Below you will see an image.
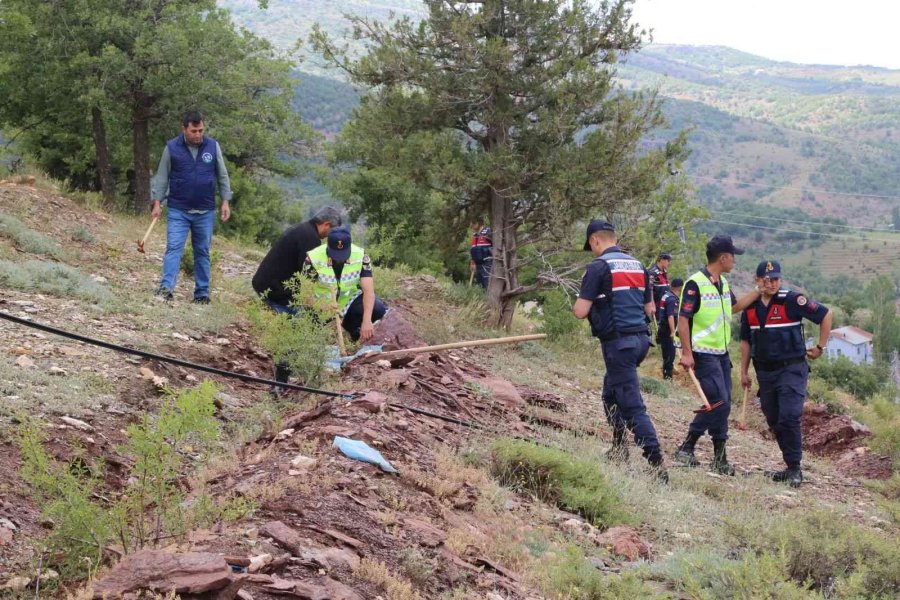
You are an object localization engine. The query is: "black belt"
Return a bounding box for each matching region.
[754,356,806,371]
[600,330,647,343]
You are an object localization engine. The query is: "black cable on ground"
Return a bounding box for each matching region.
[0,309,352,399]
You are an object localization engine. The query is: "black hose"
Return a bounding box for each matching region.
[0,310,352,399]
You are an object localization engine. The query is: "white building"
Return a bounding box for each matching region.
[825,326,874,365]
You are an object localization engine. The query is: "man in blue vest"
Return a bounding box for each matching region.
[674,235,760,475]
[740,260,832,487]
[572,220,668,482]
[657,278,683,380]
[151,110,232,304]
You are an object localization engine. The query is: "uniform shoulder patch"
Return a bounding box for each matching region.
[362,254,372,266]
[796,295,807,306]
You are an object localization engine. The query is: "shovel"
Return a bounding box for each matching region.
[687,368,725,413]
[137,216,159,254]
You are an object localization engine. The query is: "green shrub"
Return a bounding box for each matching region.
[806,375,845,414]
[810,356,888,401]
[865,473,900,525]
[542,545,665,599]
[539,289,581,341]
[661,550,820,600]
[853,393,900,466]
[0,211,62,257]
[70,224,97,243]
[17,381,253,578]
[640,376,669,397]
[180,245,222,276]
[726,509,900,597]
[0,259,113,304]
[247,284,333,386]
[490,438,628,528]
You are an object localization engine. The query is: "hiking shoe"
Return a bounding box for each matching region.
[674,448,700,467]
[710,459,736,476]
[155,287,174,302]
[711,440,736,476]
[769,467,803,488]
[192,296,210,305]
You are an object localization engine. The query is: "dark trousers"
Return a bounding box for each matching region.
[341,294,388,342]
[474,260,492,289]
[600,334,660,456]
[658,333,676,379]
[757,361,808,468]
[687,352,733,441]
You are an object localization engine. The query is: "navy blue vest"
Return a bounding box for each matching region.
[166,135,218,211]
[745,290,806,361]
[589,250,648,339]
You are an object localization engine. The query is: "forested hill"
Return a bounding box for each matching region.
[223,1,900,286]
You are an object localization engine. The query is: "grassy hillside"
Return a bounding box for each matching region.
[222,2,900,284]
[0,178,897,598]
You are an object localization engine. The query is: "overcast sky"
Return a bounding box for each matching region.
[631,0,900,69]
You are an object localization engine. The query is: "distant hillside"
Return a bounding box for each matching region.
[221,2,900,285]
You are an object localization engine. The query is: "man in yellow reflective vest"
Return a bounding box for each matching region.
[302,227,387,343]
[674,235,760,475]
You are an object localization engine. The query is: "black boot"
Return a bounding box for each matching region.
[271,362,291,397]
[769,465,803,488]
[605,426,629,462]
[674,433,701,467]
[646,449,669,484]
[711,439,736,476]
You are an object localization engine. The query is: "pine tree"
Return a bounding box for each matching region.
[314,0,689,326]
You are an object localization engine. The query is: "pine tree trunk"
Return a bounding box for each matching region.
[91,107,116,207]
[486,185,519,330]
[131,97,153,214]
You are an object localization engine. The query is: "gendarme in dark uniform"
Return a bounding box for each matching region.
[656,278,683,380]
[739,260,832,487]
[648,252,672,307]
[572,220,667,481]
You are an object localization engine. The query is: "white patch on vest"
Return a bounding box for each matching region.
[201,152,213,163]
[606,259,644,272]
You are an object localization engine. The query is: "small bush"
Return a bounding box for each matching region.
[0,211,62,257]
[539,289,581,341]
[810,356,888,401]
[491,439,628,528]
[661,550,819,599]
[70,225,97,244]
[0,259,113,304]
[355,558,423,600]
[640,376,669,397]
[852,393,900,466]
[18,381,252,578]
[180,245,222,276]
[542,545,664,599]
[806,375,845,414]
[726,509,900,597]
[247,284,333,387]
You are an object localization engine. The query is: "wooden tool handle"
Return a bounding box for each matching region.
[687,368,711,409]
[141,216,159,244]
[739,386,750,425]
[333,304,347,357]
[369,334,547,359]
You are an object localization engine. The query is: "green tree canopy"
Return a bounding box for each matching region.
[313,0,692,326]
[0,0,311,240]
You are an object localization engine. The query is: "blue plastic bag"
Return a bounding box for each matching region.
[333,436,398,473]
